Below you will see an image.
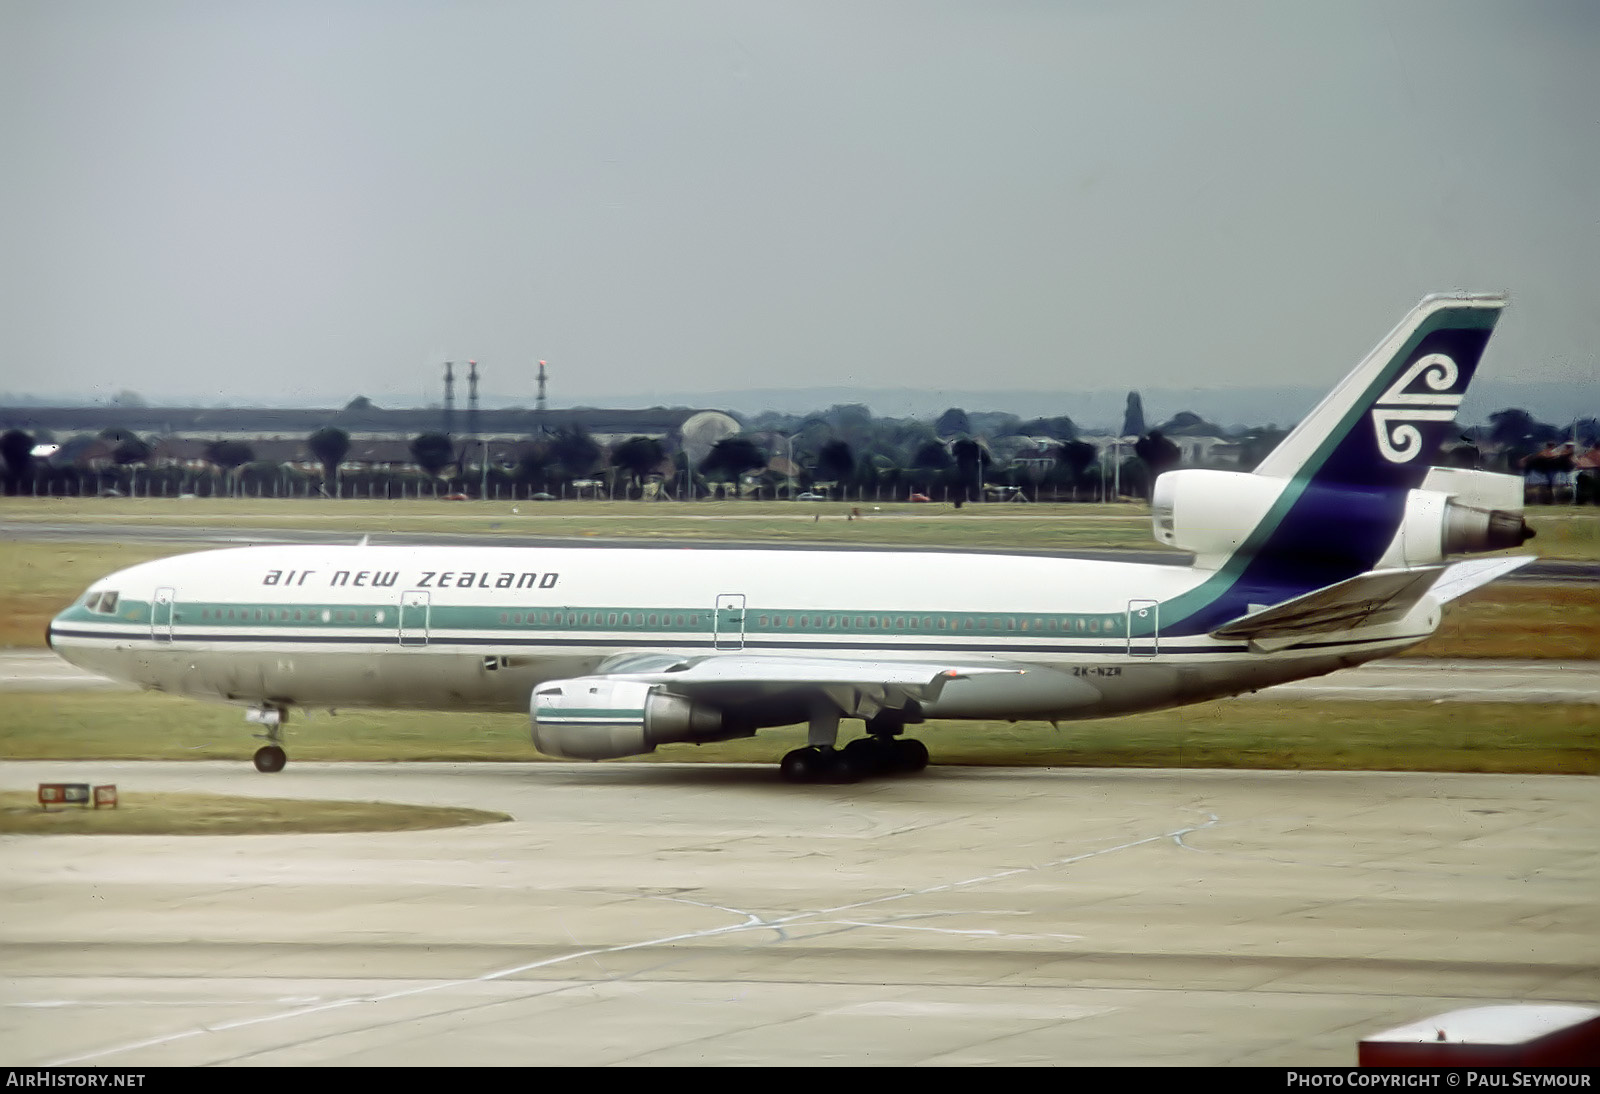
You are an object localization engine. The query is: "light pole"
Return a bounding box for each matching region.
[1113,435,1137,502]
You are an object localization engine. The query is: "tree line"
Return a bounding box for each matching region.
[2,401,1595,502]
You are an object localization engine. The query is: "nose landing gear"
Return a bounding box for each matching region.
[246,706,289,773]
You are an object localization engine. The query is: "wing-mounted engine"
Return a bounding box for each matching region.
[530,677,735,760]
[1379,467,1533,567]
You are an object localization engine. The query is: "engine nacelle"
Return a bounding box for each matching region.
[530,677,727,760]
[1153,467,1532,571]
[1150,469,1288,567]
[1381,469,1533,567]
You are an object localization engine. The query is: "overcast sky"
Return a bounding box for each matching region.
[3,1,1596,412]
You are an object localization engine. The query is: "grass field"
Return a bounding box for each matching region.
[2,496,1171,553]
[1,690,1593,775]
[5,495,1596,555]
[0,789,510,835]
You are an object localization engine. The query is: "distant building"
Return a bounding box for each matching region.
[0,404,741,473]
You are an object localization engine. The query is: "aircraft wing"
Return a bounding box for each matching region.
[1211,566,1447,643]
[598,651,1022,720]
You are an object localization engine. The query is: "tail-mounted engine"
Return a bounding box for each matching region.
[530,677,729,760]
[1385,467,1534,567]
[1150,469,1284,568]
[1151,467,1531,571]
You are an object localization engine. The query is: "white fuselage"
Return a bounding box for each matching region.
[49,543,1438,723]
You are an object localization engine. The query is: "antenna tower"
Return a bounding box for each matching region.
[443,362,455,435]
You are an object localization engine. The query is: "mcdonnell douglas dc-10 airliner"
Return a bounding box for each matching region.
[49,294,1534,781]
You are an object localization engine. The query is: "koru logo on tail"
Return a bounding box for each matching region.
[1371,353,1462,463]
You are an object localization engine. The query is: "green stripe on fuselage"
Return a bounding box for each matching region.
[61,598,1141,643]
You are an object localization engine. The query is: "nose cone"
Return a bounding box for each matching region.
[47,604,69,651]
[47,606,83,667]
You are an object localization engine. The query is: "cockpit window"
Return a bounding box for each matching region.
[86,591,119,614]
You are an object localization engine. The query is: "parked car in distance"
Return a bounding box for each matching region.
[908,493,931,502]
[795,492,826,501]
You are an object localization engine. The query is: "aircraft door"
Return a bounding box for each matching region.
[151,587,174,643]
[400,591,430,646]
[713,594,746,650]
[1127,599,1159,656]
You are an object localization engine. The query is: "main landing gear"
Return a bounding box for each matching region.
[246,706,289,773]
[779,708,930,784]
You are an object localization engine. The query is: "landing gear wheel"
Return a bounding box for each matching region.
[842,736,896,777]
[253,745,287,773]
[780,746,858,784]
[892,738,929,774]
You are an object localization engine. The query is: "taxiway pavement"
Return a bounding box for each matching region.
[1,760,1595,1067]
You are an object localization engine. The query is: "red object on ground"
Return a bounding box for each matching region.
[37,783,89,809]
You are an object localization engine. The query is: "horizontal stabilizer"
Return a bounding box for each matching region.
[1428,554,1536,603]
[1211,566,1445,642]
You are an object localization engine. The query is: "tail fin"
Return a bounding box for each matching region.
[1253,293,1506,490]
[1155,293,1520,637]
